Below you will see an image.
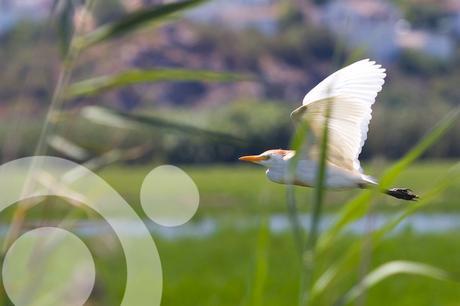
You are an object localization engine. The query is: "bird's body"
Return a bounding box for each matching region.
[265,153,374,189]
[239,59,418,201]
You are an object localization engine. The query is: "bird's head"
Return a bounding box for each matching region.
[239,149,294,167]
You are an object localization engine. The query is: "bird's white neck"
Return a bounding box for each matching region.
[265,155,296,184]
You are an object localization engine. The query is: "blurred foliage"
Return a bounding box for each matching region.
[77,0,208,48]
[55,0,76,55]
[67,68,250,97]
[144,100,293,163]
[0,0,458,164]
[398,49,449,76]
[0,101,289,163]
[400,1,451,30]
[2,1,460,306]
[92,0,126,25]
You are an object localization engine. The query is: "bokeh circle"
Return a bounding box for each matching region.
[2,227,95,306]
[141,165,200,227]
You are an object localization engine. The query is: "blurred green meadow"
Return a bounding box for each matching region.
[101,161,460,215]
[2,161,460,306]
[1,161,456,305]
[107,161,456,306]
[99,162,460,306]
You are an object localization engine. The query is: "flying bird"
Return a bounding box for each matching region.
[239,59,418,201]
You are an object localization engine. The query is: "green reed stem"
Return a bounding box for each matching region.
[301,99,331,306]
[2,0,96,253]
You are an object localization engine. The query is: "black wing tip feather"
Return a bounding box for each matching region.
[386,188,419,201]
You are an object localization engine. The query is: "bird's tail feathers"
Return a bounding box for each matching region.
[362,174,378,185]
[385,188,419,201]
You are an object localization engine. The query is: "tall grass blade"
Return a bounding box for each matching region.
[301,100,332,306]
[82,106,243,143]
[379,107,460,188]
[76,0,208,48]
[318,107,460,253]
[370,161,460,247]
[288,119,309,177]
[1,0,97,256]
[63,144,153,182]
[250,212,270,306]
[286,119,309,255]
[47,134,90,160]
[67,69,251,98]
[81,106,137,129]
[311,162,460,302]
[338,261,452,306]
[56,0,75,56]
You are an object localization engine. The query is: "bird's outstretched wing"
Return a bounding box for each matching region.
[291,59,386,172]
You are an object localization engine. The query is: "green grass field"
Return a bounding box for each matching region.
[98,161,460,306]
[1,161,459,306]
[158,230,460,306]
[100,160,460,215]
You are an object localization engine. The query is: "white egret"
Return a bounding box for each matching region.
[239,59,418,201]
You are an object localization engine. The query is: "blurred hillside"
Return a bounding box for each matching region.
[0,0,459,163]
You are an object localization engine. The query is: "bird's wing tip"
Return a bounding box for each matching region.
[290,105,308,121]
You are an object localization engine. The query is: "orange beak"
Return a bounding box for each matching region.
[238,155,268,163]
